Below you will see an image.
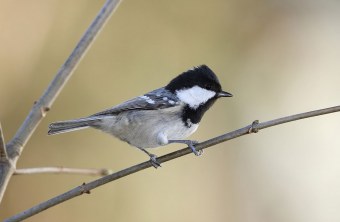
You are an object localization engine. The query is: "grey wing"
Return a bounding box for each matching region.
[91,88,181,116]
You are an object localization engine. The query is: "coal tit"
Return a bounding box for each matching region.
[48,65,232,167]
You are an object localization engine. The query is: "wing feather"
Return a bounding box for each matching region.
[91,88,180,116]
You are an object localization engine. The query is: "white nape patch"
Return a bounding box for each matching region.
[189,66,199,71]
[176,86,215,109]
[140,95,155,104]
[162,97,168,101]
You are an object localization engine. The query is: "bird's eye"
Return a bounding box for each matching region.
[205,84,213,90]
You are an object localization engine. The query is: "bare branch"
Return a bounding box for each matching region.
[0,0,121,203]
[14,167,112,176]
[6,105,340,222]
[6,0,121,161]
[0,123,7,159]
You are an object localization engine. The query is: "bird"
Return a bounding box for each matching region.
[48,65,232,167]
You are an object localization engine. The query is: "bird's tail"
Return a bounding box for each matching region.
[48,116,104,135]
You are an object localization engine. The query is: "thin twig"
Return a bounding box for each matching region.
[6,105,340,222]
[6,0,121,160]
[0,123,7,159]
[14,167,112,176]
[0,0,121,203]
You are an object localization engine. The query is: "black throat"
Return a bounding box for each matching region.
[181,98,217,127]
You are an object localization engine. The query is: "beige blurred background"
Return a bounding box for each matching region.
[1,0,340,221]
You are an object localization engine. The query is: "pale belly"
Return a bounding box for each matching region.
[94,107,198,148]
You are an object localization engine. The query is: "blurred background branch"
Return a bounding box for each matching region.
[14,167,112,176]
[0,0,121,203]
[0,123,7,159]
[6,104,340,222]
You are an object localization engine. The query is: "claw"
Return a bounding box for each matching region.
[149,154,161,168]
[188,142,203,156]
[140,148,161,168]
[168,140,203,156]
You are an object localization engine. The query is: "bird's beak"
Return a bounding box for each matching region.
[217,91,233,98]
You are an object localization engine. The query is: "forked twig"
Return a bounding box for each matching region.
[0,0,121,203]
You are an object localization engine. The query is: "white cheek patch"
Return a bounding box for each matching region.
[176,86,216,109]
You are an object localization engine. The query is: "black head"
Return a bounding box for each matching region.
[166,65,232,125]
[166,65,219,92]
[165,65,232,98]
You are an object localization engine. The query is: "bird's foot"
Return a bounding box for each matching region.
[141,148,161,168]
[149,153,161,168]
[168,140,203,156]
[188,140,203,156]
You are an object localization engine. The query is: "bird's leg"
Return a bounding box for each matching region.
[140,148,161,168]
[168,140,203,156]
